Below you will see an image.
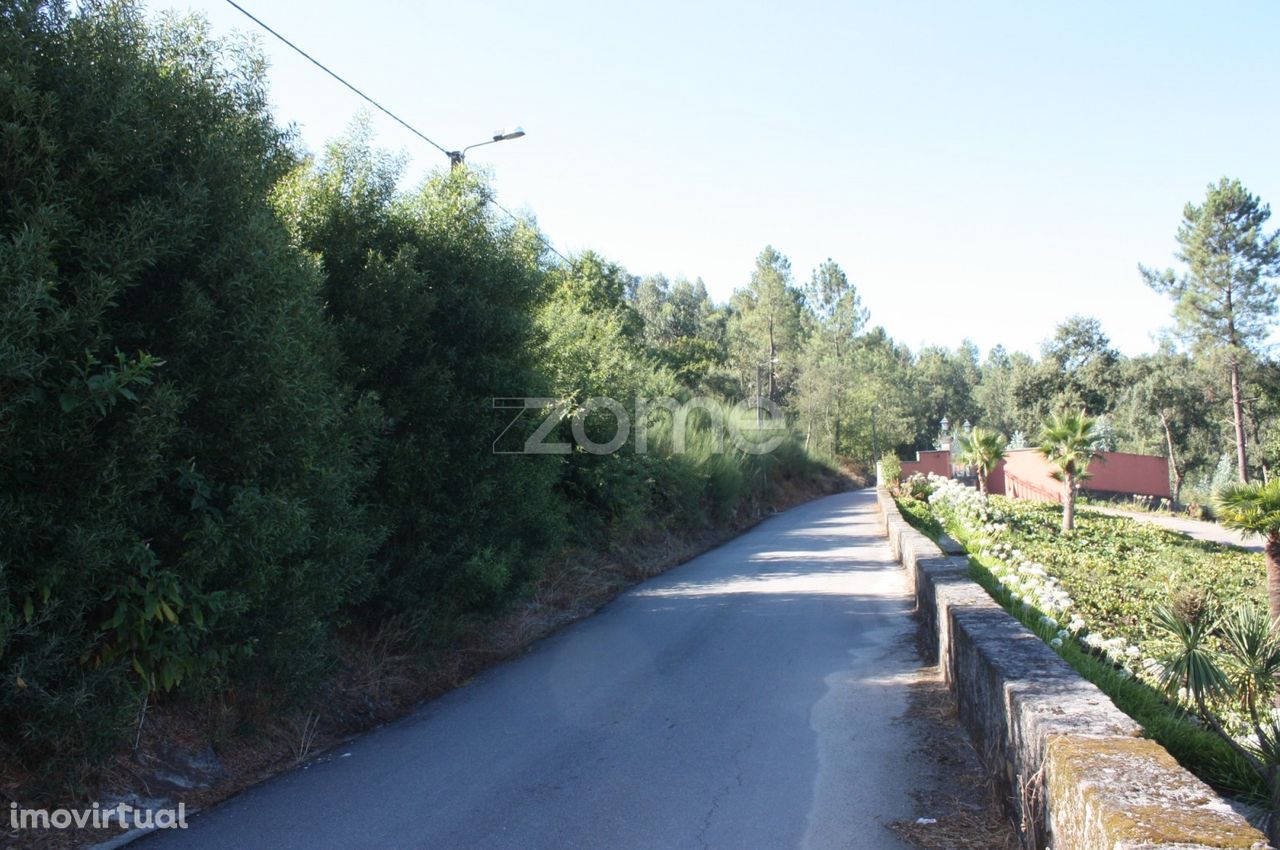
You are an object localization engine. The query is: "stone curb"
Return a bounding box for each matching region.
[874,488,1270,850]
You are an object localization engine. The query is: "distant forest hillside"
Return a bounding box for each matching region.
[636,278,1279,509]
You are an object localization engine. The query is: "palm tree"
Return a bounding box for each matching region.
[1038,411,1098,532]
[957,427,1007,496]
[1215,480,1280,627]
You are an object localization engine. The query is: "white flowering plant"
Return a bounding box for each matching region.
[921,475,1215,687]
[902,472,934,502]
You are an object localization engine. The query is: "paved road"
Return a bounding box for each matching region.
[1083,505,1262,552]
[141,490,931,850]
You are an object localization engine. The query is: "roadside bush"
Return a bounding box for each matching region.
[274,130,562,634]
[878,453,902,492]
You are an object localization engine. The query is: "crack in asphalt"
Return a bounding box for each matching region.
[696,723,754,849]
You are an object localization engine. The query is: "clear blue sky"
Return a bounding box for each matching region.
[155,0,1280,358]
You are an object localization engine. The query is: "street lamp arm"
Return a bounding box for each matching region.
[461,137,504,155]
[449,127,526,168]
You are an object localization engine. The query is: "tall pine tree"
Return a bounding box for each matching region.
[1143,178,1280,482]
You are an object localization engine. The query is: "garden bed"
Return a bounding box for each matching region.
[897,477,1268,802]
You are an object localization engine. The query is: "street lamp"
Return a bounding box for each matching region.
[448,126,526,168]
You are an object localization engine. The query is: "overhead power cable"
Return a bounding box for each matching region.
[223,0,450,158]
[221,0,576,270]
[485,195,574,267]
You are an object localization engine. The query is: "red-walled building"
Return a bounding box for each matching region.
[994,448,1170,502]
[900,449,951,480]
[897,447,1171,502]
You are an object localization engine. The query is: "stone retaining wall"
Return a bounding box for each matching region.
[875,487,1269,850]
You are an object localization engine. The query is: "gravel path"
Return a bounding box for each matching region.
[1082,505,1262,552]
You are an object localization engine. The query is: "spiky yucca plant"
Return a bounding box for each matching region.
[1154,601,1280,843]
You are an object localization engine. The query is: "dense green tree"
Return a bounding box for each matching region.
[538,253,682,537]
[631,273,670,335]
[1114,350,1215,504]
[1039,316,1122,415]
[848,328,918,461]
[541,258,673,403]
[274,128,562,628]
[794,259,866,458]
[994,318,1123,441]
[974,345,1038,437]
[909,343,980,449]
[1143,178,1280,482]
[727,246,807,407]
[974,345,1012,431]
[630,274,727,389]
[1008,351,1059,435]
[805,259,868,354]
[551,251,644,338]
[0,0,380,779]
[1241,357,1280,484]
[0,1,838,797]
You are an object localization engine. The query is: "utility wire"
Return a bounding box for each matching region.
[486,195,574,267]
[223,0,450,158]
[221,0,576,270]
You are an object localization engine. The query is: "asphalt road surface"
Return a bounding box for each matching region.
[141,489,937,850]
